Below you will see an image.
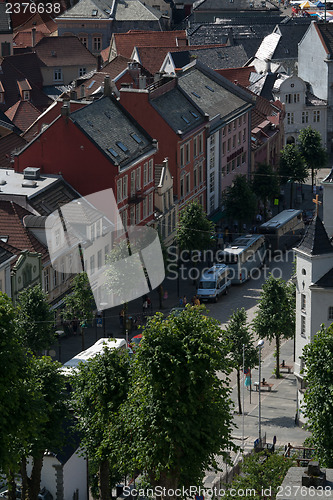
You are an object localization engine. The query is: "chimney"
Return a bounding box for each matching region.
[138,75,146,89]
[104,75,112,97]
[31,27,36,47]
[80,84,85,98]
[61,102,70,118]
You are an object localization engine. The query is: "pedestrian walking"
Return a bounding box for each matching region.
[143,299,148,314]
[147,296,152,312]
[194,296,200,306]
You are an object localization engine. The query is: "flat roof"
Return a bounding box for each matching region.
[0,169,61,197]
[260,209,302,229]
[223,234,265,254]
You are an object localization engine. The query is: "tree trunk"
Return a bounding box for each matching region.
[81,327,85,351]
[27,453,44,500]
[149,470,180,500]
[237,368,242,414]
[7,471,17,500]
[21,457,28,500]
[275,335,280,379]
[99,459,111,500]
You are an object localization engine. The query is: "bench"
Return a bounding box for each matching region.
[279,363,293,374]
[254,382,273,392]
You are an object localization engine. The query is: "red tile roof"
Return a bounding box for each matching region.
[101,46,110,63]
[3,0,66,29]
[0,132,27,169]
[215,66,255,88]
[0,201,48,261]
[112,29,188,59]
[5,100,41,133]
[34,36,97,67]
[13,12,58,34]
[13,30,45,49]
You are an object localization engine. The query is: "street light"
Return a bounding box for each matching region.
[258,339,264,449]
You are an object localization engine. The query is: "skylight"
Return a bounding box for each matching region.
[88,80,96,89]
[205,85,215,92]
[116,141,129,152]
[108,147,119,157]
[192,92,201,98]
[190,111,199,119]
[181,115,190,124]
[131,133,143,144]
[92,9,98,15]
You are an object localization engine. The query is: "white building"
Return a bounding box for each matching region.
[294,169,333,423]
[272,73,327,148]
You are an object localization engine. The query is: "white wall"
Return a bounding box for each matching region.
[63,450,88,500]
[323,182,333,239]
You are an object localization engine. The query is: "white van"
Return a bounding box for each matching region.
[197,264,231,302]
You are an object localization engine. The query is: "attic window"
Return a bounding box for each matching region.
[192,91,201,98]
[88,80,96,89]
[92,9,98,15]
[190,111,199,119]
[181,115,190,124]
[205,85,215,92]
[131,133,143,144]
[116,141,129,152]
[108,147,119,157]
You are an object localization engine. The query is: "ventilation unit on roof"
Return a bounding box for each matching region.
[23,167,40,180]
[22,180,37,188]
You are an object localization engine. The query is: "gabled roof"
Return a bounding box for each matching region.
[0,132,27,169]
[34,36,97,67]
[216,66,255,87]
[114,0,164,21]
[192,0,278,11]
[5,100,41,133]
[297,216,333,256]
[0,4,12,34]
[112,30,188,59]
[0,201,48,261]
[57,0,114,19]
[57,0,164,21]
[0,52,52,112]
[170,45,249,71]
[248,72,280,101]
[313,267,333,288]
[70,95,155,168]
[273,23,310,60]
[150,86,206,135]
[0,110,22,134]
[177,60,254,125]
[13,30,45,49]
[322,167,333,183]
[315,22,333,57]
[0,242,16,266]
[13,12,58,35]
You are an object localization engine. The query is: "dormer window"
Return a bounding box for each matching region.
[23,90,30,101]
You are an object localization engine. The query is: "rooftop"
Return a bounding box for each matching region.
[34,36,97,68]
[5,100,41,133]
[297,216,333,256]
[112,29,188,59]
[0,3,12,34]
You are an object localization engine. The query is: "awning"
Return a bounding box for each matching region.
[210,209,226,223]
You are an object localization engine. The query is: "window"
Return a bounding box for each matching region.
[53,269,57,288]
[44,269,49,292]
[237,155,240,168]
[0,93,4,104]
[180,177,184,198]
[222,142,226,155]
[185,142,190,164]
[210,195,215,212]
[285,94,292,104]
[180,146,185,167]
[54,68,63,82]
[194,166,198,187]
[287,112,294,125]
[93,36,101,51]
[222,166,226,177]
[233,120,236,130]
[130,207,135,225]
[199,163,203,184]
[232,159,235,171]
[232,135,236,148]
[242,152,246,164]
[148,159,153,182]
[227,138,231,152]
[294,93,300,103]
[302,111,308,124]
[23,91,30,101]
[1,42,10,57]
[131,171,135,196]
[313,110,320,123]
[90,255,95,275]
[122,175,128,199]
[228,124,231,134]
[97,250,102,270]
[243,129,246,143]
[329,306,333,320]
[149,192,154,214]
[143,162,148,186]
[222,127,226,137]
[143,197,147,219]
[136,203,140,224]
[117,178,122,202]
[209,171,214,193]
[227,162,231,174]
[121,208,127,229]
[199,133,203,154]
[301,315,306,337]
[238,132,241,145]
[79,67,86,77]
[243,115,246,124]
[186,173,190,194]
[194,136,198,158]
[79,36,88,47]
[301,294,306,311]
[104,245,110,263]
[136,166,141,190]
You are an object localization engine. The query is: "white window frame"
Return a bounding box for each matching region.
[54,68,63,82]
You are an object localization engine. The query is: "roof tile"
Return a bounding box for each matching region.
[34,36,97,67]
[5,100,41,133]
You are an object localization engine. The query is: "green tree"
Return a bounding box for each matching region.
[19,356,68,500]
[223,175,257,230]
[176,201,215,253]
[224,308,258,414]
[302,323,333,467]
[252,276,295,378]
[0,293,27,498]
[298,126,327,192]
[63,272,96,350]
[224,451,293,499]
[279,144,308,208]
[122,307,235,492]
[252,163,279,220]
[71,345,130,500]
[15,285,55,354]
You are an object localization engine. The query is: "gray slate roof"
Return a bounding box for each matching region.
[177,60,254,126]
[248,72,279,101]
[313,267,333,288]
[71,96,155,169]
[28,178,80,215]
[193,0,277,12]
[58,0,162,20]
[272,23,310,60]
[151,86,206,134]
[171,45,249,70]
[297,216,333,256]
[0,244,15,266]
[0,4,12,34]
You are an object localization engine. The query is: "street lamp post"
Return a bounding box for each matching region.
[258,339,264,449]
